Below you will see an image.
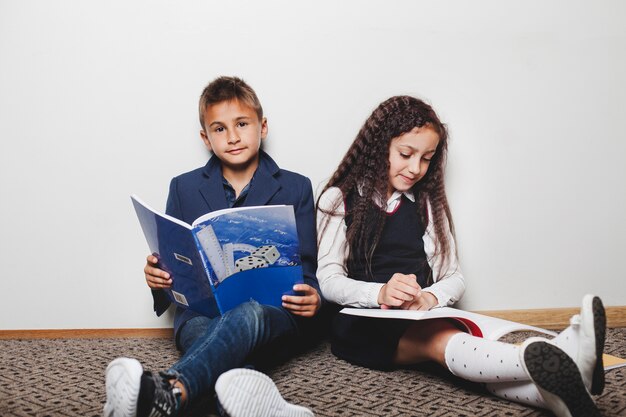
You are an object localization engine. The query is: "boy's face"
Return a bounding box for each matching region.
[387,126,440,199]
[200,99,267,176]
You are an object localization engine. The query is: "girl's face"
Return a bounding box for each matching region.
[387,126,440,198]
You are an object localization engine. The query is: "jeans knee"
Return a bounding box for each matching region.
[236,299,264,315]
[226,300,267,332]
[178,316,213,353]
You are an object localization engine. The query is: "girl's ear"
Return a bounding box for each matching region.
[200,130,212,152]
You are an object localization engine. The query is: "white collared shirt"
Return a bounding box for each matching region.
[316,187,465,308]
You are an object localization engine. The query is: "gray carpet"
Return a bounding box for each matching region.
[1,329,624,416]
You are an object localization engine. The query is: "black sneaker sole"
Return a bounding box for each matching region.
[523,341,601,417]
[591,296,606,395]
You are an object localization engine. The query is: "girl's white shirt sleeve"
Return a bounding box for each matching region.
[421,203,466,307]
[316,187,384,307]
[316,186,465,308]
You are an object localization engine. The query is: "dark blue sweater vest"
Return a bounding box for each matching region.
[345,194,431,287]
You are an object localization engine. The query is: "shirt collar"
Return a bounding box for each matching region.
[388,189,415,203]
[357,183,414,212]
[384,190,414,212]
[222,175,254,208]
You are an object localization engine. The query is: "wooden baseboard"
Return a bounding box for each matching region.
[475,305,626,330]
[0,328,173,340]
[1,306,624,339]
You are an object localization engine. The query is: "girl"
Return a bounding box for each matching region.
[316,95,606,417]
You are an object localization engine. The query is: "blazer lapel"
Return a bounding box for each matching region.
[199,179,229,212]
[245,150,281,206]
[199,157,229,212]
[245,169,281,206]
[198,150,281,209]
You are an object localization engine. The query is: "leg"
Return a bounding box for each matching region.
[105,301,297,417]
[395,319,602,417]
[168,301,297,403]
[396,321,529,383]
[485,381,545,407]
[442,331,602,417]
[394,318,462,365]
[177,315,214,354]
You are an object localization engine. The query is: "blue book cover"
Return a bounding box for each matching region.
[131,195,303,317]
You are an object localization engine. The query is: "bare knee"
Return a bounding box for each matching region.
[394,319,464,366]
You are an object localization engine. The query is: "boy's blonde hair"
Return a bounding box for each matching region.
[198,76,263,130]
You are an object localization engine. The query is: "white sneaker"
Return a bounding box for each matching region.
[104,358,144,417]
[215,368,314,417]
[520,338,601,417]
[579,294,606,394]
[548,294,606,395]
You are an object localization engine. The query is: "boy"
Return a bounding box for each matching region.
[104,76,321,417]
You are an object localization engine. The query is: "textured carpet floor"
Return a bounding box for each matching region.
[1,329,624,416]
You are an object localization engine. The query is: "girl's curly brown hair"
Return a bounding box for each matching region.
[317,95,456,281]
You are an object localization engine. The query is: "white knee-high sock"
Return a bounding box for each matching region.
[485,381,546,408]
[549,315,580,359]
[445,334,549,409]
[444,333,528,383]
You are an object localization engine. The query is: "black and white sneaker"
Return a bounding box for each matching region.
[521,339,601,417]
[547,294,607,395]
[104,358,183,417]
[215,368,314,417]
[579,294,606,395]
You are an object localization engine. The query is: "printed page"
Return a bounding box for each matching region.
[340,307,557,340]
[191,205,303,314]
[191,204,288,226]
[603,353,626,370]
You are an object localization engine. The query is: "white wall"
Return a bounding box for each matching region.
[1,0,624,330]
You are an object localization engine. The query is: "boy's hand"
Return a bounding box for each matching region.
[378,273,421,308]
[282,284,321,317]
[144,255,172,289]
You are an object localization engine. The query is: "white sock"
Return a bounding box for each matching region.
[444,333,528,383]
[549,314,580,359]
[486,381,546,408]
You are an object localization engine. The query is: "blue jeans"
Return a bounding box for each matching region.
[165,301,298,403]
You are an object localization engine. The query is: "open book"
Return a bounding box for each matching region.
[132,195,303,317]
[340,307,557,341]
[341,307,626,370]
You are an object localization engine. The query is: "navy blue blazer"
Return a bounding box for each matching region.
[152,150,320,338]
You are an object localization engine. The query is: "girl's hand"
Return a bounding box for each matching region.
[144,254,172,289]
[378,273,421,308]
[282,284,321,317]
[401,291,438,311]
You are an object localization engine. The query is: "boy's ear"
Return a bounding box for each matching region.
[260,117,268,140]
[200,129,212,151]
